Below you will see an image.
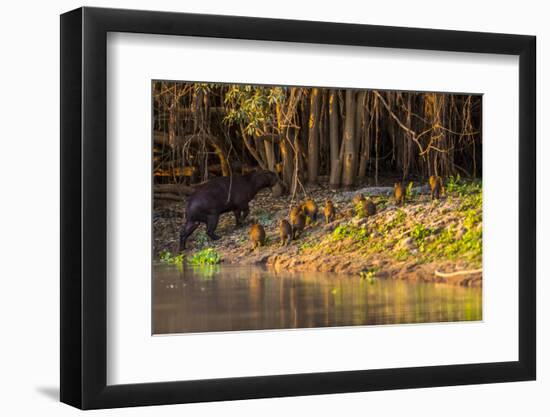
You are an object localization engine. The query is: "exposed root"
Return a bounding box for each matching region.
[434,268,482,278]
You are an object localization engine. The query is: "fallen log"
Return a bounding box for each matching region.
[154,192,184,202]
[342,184,431,198]
[154,184,195,195]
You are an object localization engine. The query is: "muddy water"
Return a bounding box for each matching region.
[153,264,482,334]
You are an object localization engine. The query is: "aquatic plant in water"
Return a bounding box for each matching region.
[159,250,185,265]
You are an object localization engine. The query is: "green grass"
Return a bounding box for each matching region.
[293,179,482,268]
[405,181,415,200]
[394,248,410,261]
[410,223,433,253]
[188,248,222,265]
[446,174,482,197]
[354,201,366,218]
[299,240,317,252]
[331,224,369,243]
[378,208,406,234]
[420,195,482,265]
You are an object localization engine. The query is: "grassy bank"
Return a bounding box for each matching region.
[154,177,482,286]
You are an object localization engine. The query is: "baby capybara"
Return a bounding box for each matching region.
[323,199,336,224]
[352,193,366,207]
[301,199,318,223]
[353,194,366,216]
[429,175,444,200]
[394,182,404,206]
[279,219,293,246]
[249,222,266,250]
[290,206,306,239]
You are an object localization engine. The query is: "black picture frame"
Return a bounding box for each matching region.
[60,6,536,410]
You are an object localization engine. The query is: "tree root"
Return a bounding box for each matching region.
[434,268,482,278]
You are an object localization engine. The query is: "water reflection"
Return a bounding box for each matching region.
[153,264,482,334]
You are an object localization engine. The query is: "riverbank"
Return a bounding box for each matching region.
[154,178,482,287]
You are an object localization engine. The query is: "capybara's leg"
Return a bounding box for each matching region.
[179,220,199,251]
[206,215,221,240]
[241,206,250,222]
[233,210,242,228]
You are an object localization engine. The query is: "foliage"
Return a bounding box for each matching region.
[188,248,222,265]
[405,181,415,200]
[446,175,482,197]
[394,249,410,261]
[193,230,210,249]
[154,81,483,190]
[420,189,482,265]
[359,267,379,283]
[379,209,406,233]
[331,225,369,243]
[223,85,285,135]
[299,240,317,252]
[354,201,366,218]
[411,223,432,250]
[159,250,185,265]
[321,182,482,266]
[460,192,482,211]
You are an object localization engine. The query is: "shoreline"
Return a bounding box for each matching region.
[154,181,482,287]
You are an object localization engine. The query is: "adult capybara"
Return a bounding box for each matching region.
[178,170,279,250]
[249,222,266,250]
[429,175,444,200]
[279,219,292,246]
[323,199,335,224]
[301,199,318,223]
[394,182,404,206]
[289,206,306,239]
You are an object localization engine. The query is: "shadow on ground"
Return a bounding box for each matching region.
[36,386,59,401]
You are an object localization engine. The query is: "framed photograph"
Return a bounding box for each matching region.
[60,6,536,409]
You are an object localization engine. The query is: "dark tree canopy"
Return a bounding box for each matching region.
[153,81,482,195]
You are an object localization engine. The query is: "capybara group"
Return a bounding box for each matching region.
[178,170,279,250]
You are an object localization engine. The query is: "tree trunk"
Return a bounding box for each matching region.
[307,88,321,183]
[239,125,267,170]
[355,91,369,179]
[168,105,176,148]
[207,136,231,176]
[354,90,366,171]
[280,131,295,191]
[328,89,341,188]
[342,90,357,188]
[264,134,284,197]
